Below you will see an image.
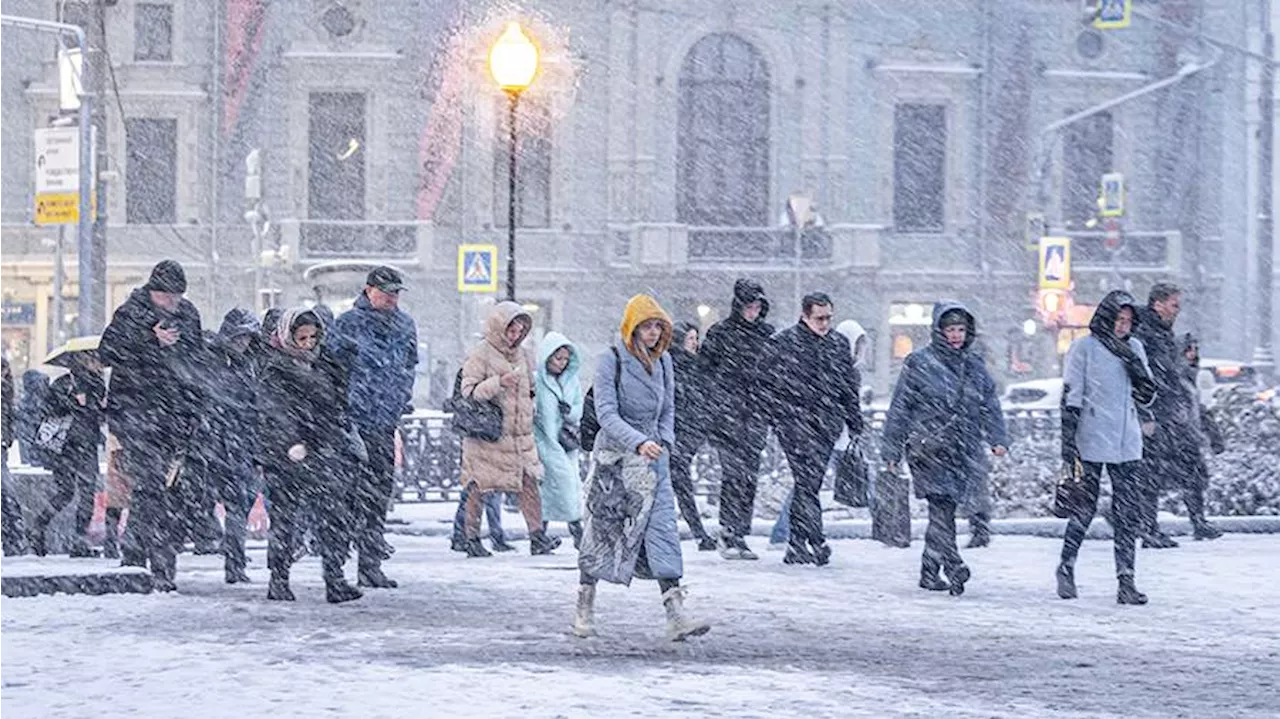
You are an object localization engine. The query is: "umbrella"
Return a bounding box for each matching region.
[44,335,101,368]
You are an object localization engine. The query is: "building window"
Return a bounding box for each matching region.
[308,92,366,221]
[134,3,173,62]
[1060,111,1113,229]
[493,96,552,228]
[677,33,771,228]
[893,104,947,232]
[125,118,177,224]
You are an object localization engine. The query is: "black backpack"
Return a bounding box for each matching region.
[444,369,503,442]
[579,348,620,452]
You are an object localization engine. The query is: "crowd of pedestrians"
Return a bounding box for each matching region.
[0,259,1228,637]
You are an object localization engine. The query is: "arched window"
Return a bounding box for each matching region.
[677,34,770,227]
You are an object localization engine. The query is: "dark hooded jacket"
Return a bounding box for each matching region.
[256,312,350,471]
[763,319,863,445]
[198,309,261,467]
[698,279,776,443]
[16,370,51,459]
[329,292,418,431]
[1133,305,1196,431]
[46,362,107,467]
[99,287,205,446]
[670,321,709,436]
[1,359,12,453]
[881,301,1007,502]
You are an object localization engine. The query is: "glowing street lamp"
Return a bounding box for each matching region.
[489,22,539,301]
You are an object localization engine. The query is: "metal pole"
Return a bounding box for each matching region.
[88,4,108,334]
[506,90,519,302]
[53,225,65,350]
[1255,15,1277,383]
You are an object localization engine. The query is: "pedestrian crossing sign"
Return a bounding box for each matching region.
[1093,0,1131,30]
[1038,236,1072,290]
[458,244,499,293]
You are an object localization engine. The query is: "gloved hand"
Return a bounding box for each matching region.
[1061,405,1081,465]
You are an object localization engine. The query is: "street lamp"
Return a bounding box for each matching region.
[489,21,539,302]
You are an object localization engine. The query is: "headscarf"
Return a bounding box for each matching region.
[1089,290,1156,407]
[620,294,673,373]
[275,308,323,362]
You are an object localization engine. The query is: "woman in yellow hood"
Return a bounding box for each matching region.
[573,295,711,642]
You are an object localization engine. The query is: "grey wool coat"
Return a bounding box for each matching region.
[1063,335,1152,464]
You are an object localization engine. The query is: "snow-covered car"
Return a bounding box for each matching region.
[1000,378,1063,415]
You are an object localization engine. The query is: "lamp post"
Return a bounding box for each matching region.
[489,22,539,302]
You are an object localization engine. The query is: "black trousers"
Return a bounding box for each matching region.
[120,438,183,580]
[1060,461,1142,577]
[923,495,963,576]
[777,421,835,550]
[670,427,711,541]
[1140,455,1210,533]
[354,427,396,571]
[266,454,352,582]
[712,426,767,539]
[40,453,98,545]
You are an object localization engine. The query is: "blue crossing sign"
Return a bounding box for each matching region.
[458,244,499,293]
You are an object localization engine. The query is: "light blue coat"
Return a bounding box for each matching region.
[588,341,681,581]
[1063,335,1151,464]
[533,332,584,522]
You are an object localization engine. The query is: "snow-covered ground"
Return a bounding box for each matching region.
[3,535,1278,718]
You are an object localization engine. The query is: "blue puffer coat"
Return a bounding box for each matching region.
[881,302,1007,502]
[330,292,418,431]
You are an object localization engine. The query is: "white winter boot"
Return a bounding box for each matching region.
[662,585,711,642]
[572,584,597,638]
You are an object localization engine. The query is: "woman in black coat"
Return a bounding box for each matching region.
[29,354,107,556]
[257,309,362,604]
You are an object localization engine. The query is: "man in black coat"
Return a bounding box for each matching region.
[199,308,262,583]
[1132,283,1199,548]
[763,294,863,566]
[670,321,716,551]
[699,278,775,560]
[99,260,205,589]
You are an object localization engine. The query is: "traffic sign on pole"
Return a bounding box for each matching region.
[458,244,499,293]
[1038,236,1072,290]
[34,126,94,226]
[1093,0,1131,30]
[1099,172,1124,217]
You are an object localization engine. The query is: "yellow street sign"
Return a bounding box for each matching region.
[35,192,79,225]
[1099,172,1124,217]
[458,244,499,293]
[1038,236,1072,290]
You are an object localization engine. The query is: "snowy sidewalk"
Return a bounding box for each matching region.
[3,534,1278,717]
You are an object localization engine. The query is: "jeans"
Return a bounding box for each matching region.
[770,490,792,545]
[1060,461,1142,577]
[451,488,505,542]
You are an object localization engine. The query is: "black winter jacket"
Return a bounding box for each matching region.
[764,322,863,444]
[99,288,205,445]
[698,279,776,442]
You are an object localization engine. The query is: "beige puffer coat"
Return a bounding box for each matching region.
[459,301,543,492]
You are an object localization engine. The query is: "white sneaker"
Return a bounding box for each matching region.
[662,586,711,642]
[717,535,743,560]
[572,584,596,638]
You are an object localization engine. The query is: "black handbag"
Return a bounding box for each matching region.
[557,400,582,452]
[445,369,503,442]
[833,443,870,508]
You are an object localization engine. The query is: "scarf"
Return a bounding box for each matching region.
[1089,291,1156,407]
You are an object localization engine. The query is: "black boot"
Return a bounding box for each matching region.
[568,521,584,550]
[357,564,399,589]
[324,557,363,604]
[783,543,815,565]
[966,514,991,549]
[463,537,492,558]
[1056,563,1077,599]
[1192,519,1223,541]
[696,536,718,551]
[530,530,557,556]
[450,535,467,553]
[809,541,832,567]
[1141,532,1179,549]
[490,536,517,553]
[919,569,950,592]
[152,547,178,592]
[946,564,971,597]
[1117,574,1148,605]
[103,508,121,559]
[267,575,295,601]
